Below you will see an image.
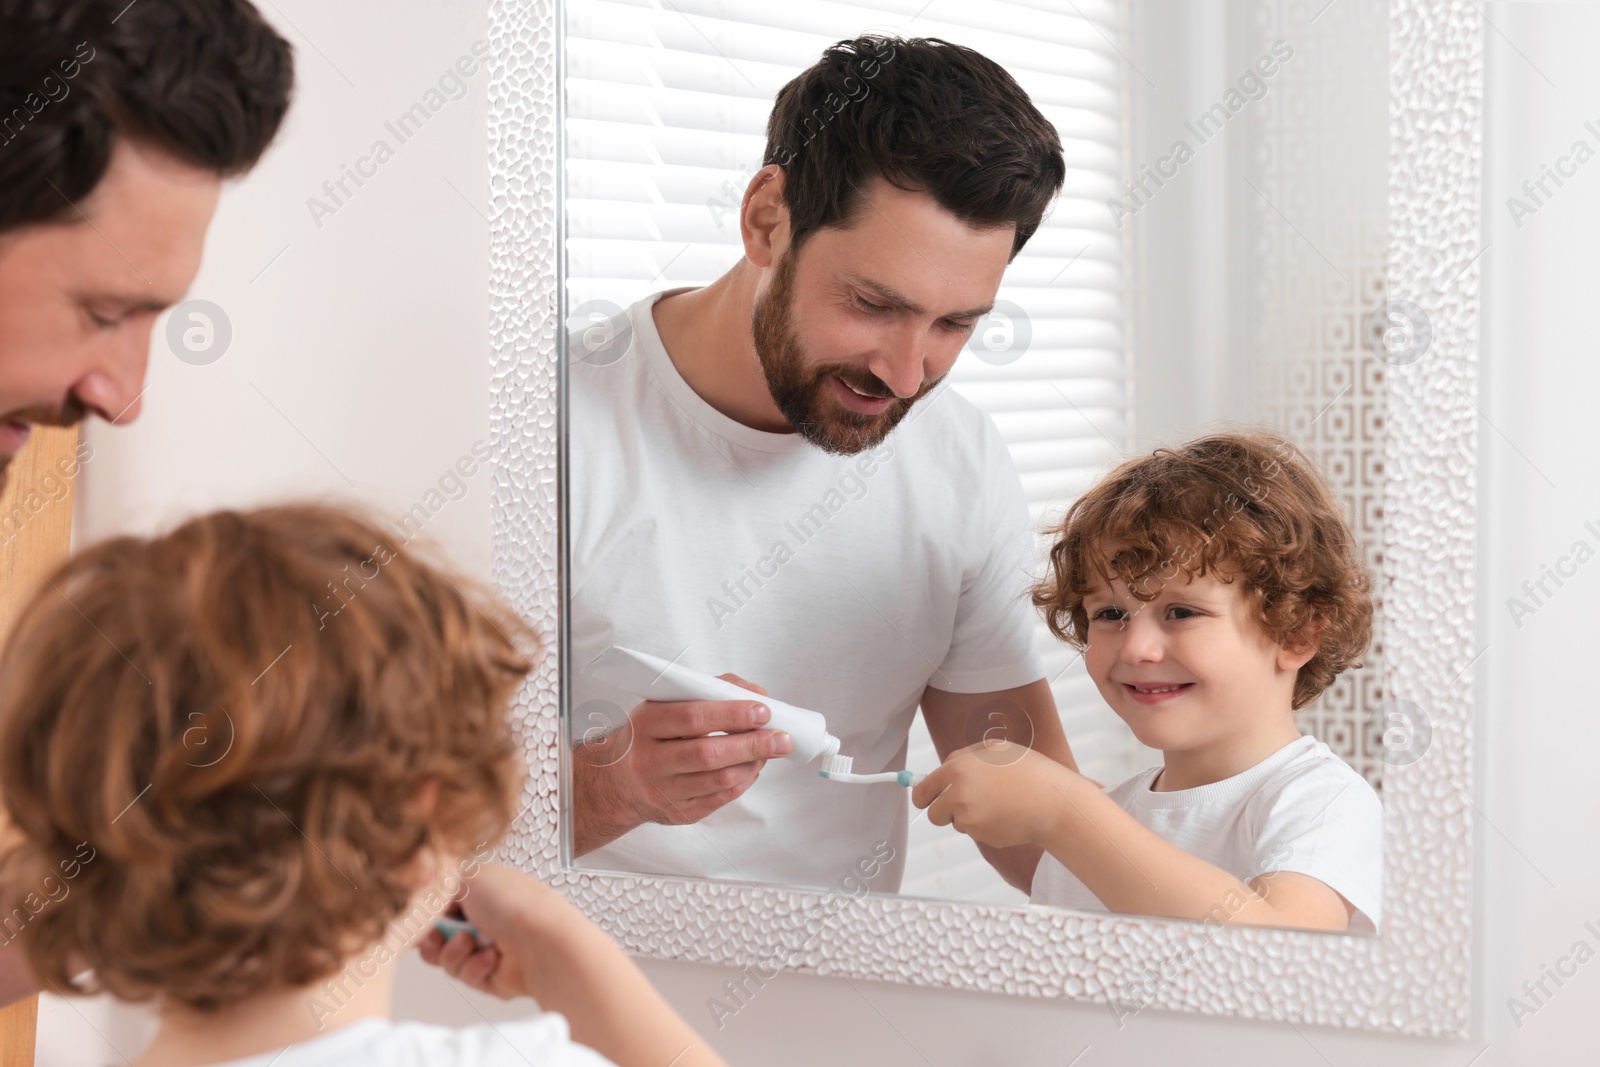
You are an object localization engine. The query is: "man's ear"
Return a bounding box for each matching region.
[740,164,790,269]
[1276,617,1324,672]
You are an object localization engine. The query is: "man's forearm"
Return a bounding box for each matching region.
[1031,729,1079,774]
[571,733,642,857]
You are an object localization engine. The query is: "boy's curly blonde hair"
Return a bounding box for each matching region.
[1030,431,1373,710]
[0,503,537,1011]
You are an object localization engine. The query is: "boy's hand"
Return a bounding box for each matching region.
[420,864,733,1066]
[418,863,563,1000]
[911,741,1080,850]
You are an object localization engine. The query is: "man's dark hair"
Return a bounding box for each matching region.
[764,36,1064,260]
[0,0,294,234]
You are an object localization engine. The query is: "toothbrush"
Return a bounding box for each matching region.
[433,916,490,946]
[818,753,926,787]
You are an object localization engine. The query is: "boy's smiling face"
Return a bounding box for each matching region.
[1082,568,1318,777]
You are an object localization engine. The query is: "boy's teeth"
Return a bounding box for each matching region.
[1136,684,1185,693]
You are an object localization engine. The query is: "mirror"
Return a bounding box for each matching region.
[559,0,1395,936]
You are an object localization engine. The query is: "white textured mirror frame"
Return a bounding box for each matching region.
[487,0,1481,1036]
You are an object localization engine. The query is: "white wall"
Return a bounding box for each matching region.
[38,0,494,1062]
[75,0,495,576]
[38,3,1600,1064]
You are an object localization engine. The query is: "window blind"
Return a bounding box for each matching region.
[566,0,1130,904]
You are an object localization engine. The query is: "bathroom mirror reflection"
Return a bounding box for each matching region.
[559,0,1396,936]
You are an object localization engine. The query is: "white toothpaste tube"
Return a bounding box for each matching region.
[583,645,843,765]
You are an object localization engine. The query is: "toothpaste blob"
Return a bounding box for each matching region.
[583,645,843,764]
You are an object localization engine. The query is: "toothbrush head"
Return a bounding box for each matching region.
[818,753,854,778]
[818,755,925,787]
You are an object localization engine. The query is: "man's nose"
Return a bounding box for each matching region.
[72,334,152,424]
[869,320,929,398]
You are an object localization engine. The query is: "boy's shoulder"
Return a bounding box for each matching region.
[1256,736,1379,793]
[388,1016,617,1066]
[1242,737,1384,830]
[248,1015,618,1067]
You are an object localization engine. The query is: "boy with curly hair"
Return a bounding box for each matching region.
[913,431,1383,933]
[0,504,724,1066]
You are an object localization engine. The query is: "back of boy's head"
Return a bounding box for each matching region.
[0,503,538,1011]
[1032,431,1372,710]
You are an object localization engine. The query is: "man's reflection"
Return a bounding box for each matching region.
[568,34,1078,894]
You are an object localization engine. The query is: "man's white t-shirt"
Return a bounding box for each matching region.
[1029,735,1385,933]
[570,289,1046,891]
[211,1015,615,1066]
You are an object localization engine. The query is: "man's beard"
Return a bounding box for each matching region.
[0,399,87,496]
[750,250,941,456]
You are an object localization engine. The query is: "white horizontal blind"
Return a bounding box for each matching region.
[566,0,1130,904]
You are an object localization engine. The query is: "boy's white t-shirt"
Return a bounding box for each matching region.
[570,290,1046,891]
[210,1015,616,1066]
[1029,735,1385,933]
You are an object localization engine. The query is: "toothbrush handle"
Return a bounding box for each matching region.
[433,916,489,945]
[821,769,927,786]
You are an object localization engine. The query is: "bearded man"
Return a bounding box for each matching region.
[568,35,1080,895]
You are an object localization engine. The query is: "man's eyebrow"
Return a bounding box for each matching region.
[840,271,993,320]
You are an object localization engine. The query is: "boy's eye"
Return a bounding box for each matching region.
[1167,605,1204,620]
[1091,606,1126,622]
